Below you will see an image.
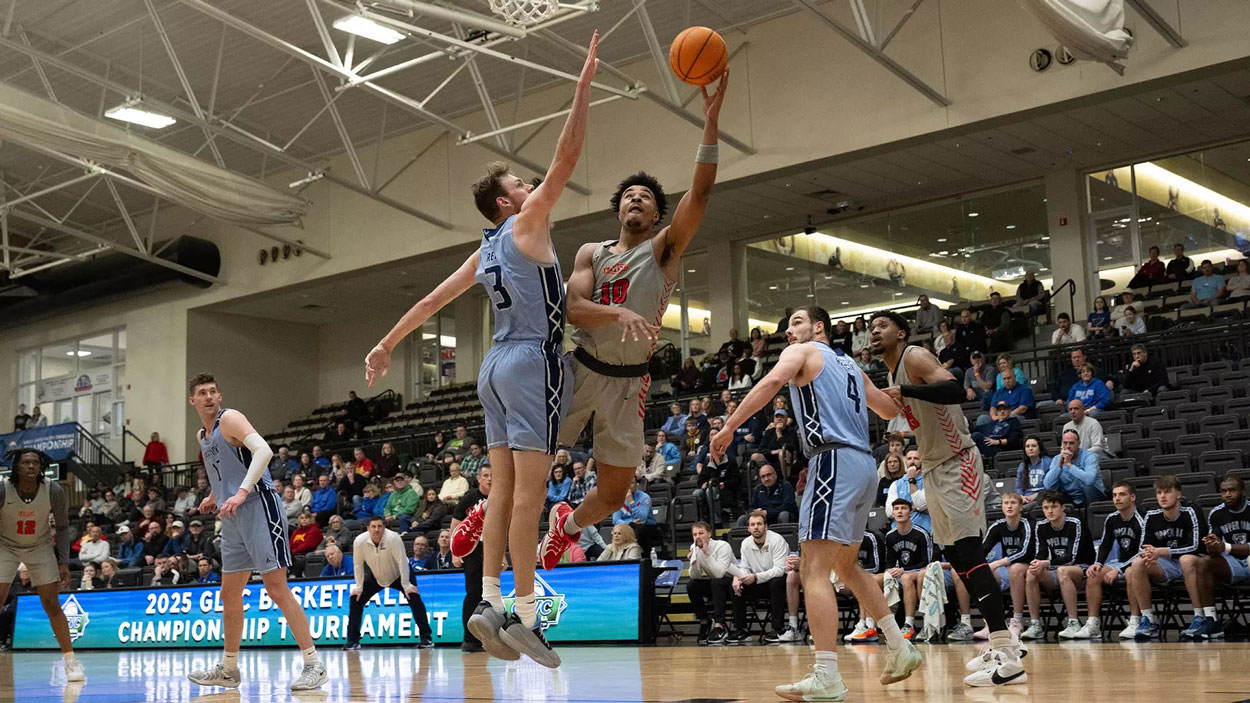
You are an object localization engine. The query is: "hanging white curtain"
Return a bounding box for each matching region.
[0,81,306,226]
[1020,0,1134,63]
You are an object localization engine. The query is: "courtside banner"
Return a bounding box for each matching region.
[13,561,643,649]
[0,422,78,465]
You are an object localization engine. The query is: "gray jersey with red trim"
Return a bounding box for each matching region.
[888,345,974,466]
[570,240,675,366]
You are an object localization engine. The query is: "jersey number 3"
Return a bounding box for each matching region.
[598,279,629,305]
[484,265,514,311]
[15,520,36,535]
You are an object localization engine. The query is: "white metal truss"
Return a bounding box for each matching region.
[1124,0,1186,48]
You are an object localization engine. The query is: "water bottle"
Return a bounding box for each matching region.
[650,547,660,566]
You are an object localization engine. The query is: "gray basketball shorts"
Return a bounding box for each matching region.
[478,342,572,455]
[922,447,988,546]
[0,543,59,586]
[220,489,291,575]
[799,446,878,546]
[556,354,650,468]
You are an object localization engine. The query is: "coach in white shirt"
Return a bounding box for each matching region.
[728,510,790,644]
[687,521,743,645]
[345,516,433,649]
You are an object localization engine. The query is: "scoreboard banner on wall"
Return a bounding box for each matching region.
[14,562,646,649]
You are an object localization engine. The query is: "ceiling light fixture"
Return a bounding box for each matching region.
[1006,225,1016,229]
[937,238,947,242]
[333,15,405,44]
[105,99,175,129]
[785,267,795,271]
[967,211,979,217]
[66,350,92,357]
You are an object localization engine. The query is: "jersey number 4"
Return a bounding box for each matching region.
[484,265,514,311]
[598,279,629,305]
[14,520,36,535]
[846,373,861,413]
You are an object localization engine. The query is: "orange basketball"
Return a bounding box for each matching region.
[669,26,727,86]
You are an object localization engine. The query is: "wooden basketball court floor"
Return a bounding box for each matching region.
[3,641,1248,703]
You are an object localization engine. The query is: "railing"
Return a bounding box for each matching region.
[157,460,205,490]
[1050,278,1077,320]
[120,428,147,465]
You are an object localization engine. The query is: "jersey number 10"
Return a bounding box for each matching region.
[598,280,629,305]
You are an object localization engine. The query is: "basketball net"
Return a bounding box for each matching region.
[489,0,557,26]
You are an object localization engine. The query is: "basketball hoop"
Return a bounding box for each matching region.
[489,0,558,26]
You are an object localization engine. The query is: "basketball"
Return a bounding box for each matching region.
[669,26,727,86]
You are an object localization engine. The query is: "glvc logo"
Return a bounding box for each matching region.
[61,595,90,642]
[503,573,567,631]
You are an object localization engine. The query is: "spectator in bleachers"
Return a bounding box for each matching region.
[654,430,681,466]
[321,544,353,577]
[1120,343,1169,395]
[310,474,339,527]
[1043,430,1105,506]
[1047,347,1112,406]
[1181,259,1227,309]
[1050,313,1086,345]
[354,483,387,525]
[142,432,169,471]
[448,425,475,454]
[433,530,454,569]
[687,522,735,645]
[283,485,305,520]
[993,353,1028,390]
[973,402,1023,459]
[881,499,932,639]
[337,465,366,512]
[27,405,47,428]
[850,317,871,356]
[1063,399,1112,459]
[661,402,688,443]
[637,442,667,486]
[1016,270,1047,318]
[983,292,1014,351]
[410,536,435,571]
[956,308,988,354]
[98,490,121,524]
[760,409,798,478]
[693,444,722,527]
[875,451,906,507]
[269,445,296,480]
[673,358,701,394]
[346,390,369,424]
[1116,306,1146,336]
[1076,481,1144,640]
[690,398,711,433]
[12,403,30,430]
[598,524,642,562]
[544,465,572,511]
[184,518,215,563]
[727,510,791,645]
[411,488,449,535]
[1165,242,1194,281]
[728,363,753,391]
[551,449,574,478]
[1128,246,1167,288]
[383,472,420,533]
[296,452,316,477]
[459,444,486,479]
[439,463,470,503]
[150,554,183,586]
[1125,475,1207,639]
[750,326,767,359]
[683,417,707,463]
[718,328,751,359]
[857,348,885,374]
[290,511,324,557]
[886,451,931,533]
[936,326,968,379]
[978,492,1032,639]
[1021,491,1096,640]
[312,446,331,469]
[372,442,399,479]
[876,433,906,479]
[77,563,100,591]
[98,560,120,589]
[1087,296,1112,338]
[1196,476,1249,639]
[1225,258,1250,299]
[933,321,951,355]
[1110,291,1136,325]
[613,477,659,557]
[194,557,220,584]
[329,453,347,479]
[351,448,375,478]
[1068,364,1111,415]
[914,294,942,336]
[325,421,353,445]
[319,515,352,556]
[963,351,993,403]
[170,486,196,516]
[141,521,168,565]
[426,431,448,461]
[739,463,797,527]
[980,368,1034,427]
[828,319,854,355]
[291,474,312,506]
[114,525,143,568]
[144,487,167,514]
[567,461,596,508]
[77,524,109,565]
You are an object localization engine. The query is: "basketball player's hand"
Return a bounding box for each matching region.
[882,386,905,408]
[1086,563,1101,580]
[59,564,70,589]
[578,30,599,84]
[198,495,217,514]
[731,576,742,595]
[709,429,732,464]
[452,555,463,568]
[405,584,420,596]
[351,586,362,600]
[887,567,902,579]
[365,344,392,388]
[701,67,728,124]
[617,308,660,344]
[1203,534,1224,554]
[219,489,248,519]
[1140,545,1158,562]
[785,554,799,572]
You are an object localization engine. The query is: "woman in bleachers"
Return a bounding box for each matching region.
[750,327,767,359]
[291,474,312,506]
[1226,258,1250,299]
[411,488,449,534]
[424,431,448,462]
[673,357,701,394]
[319,515,352,555]
[728,363,753,391]
[297,452,316,476]
[597,524,641,562]
[933,320,951,354]
[851,317,870,356]
[376,442,401,478]
[545,465,573,511]
[1087,296,1111,338]
[1015,436,1051,503]
[1116,306,1146,336]
[654,430,681,466]
[78,563,100,591]
[1068,363,1111,415]
[353,483,387,524]
[336,465,366,511]
[994,353,1028,390]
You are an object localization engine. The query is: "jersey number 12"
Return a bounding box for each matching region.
[14,520,36,535]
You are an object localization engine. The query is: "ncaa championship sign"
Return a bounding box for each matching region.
[14,562,645,649]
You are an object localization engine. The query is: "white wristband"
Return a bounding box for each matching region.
[696,144,719,164]
[1225,542,1234,555]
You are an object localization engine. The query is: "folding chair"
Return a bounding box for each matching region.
[653,559,685,642]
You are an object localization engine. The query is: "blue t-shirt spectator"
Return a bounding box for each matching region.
[313,456,332,469]
[355,494,387,520]
[994,367,1029,390]
[195,570,220,584]
[661,412,688,441]
[320,554,354,577]
[1068,378,1111,411]
[410,554,436,572]
[747,480,799,524]
[1016,456,1051,500]
[1087,310,1110,331]
[1043,447,1104,505]
[310,485,338,513]
[613,489,655,525]
[658,441,681,465]
[1192,272,1226,302]
[545,476,572,510]
[989,382,1035,417]
[973,415,1023,457]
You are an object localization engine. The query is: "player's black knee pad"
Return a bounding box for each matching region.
[944,536,989,578]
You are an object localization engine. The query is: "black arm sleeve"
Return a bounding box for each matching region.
[900,378,965,405]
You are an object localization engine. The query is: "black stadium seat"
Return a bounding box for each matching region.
[1174,433,1218,459]
[1147,453,1192,476]
[1123,438,1164,471]
[1225,430,1250,457]
[1201,414,1241,444]
[1198,450,1244,478]
[1147,419,1188,450]
[1173,402,1213,431]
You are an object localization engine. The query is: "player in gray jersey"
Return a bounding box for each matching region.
[538,70,729,570]
[185,373,326,691]
[367,34,599,669]
[0,448,82,681]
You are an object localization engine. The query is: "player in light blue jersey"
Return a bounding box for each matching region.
[186,373,326,692]
[365,32,600,669]
[712,306,921,702]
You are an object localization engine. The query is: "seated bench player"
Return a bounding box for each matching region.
[975,492,1034,639]
[1193,476,1249,640]
[1021,492,1095,640]
[1075,481,1145,639]
[881,499,933,641]
[1125,475,1207,640]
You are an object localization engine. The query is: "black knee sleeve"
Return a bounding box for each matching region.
[945,536,1008,632]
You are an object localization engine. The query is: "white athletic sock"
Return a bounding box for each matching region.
[988,631,1015,654]
[865,617,876,629]
[1127,615,1141,626]
[961,614,972,628]
[878,619,905,650]
[904,615,914,627]
[483,577,504,613]
[62,652,77,664]
[301,646,319,666]
[789,615,799,630]
[222,651,239,673]
[1086,616,1100,627]
[563,513,582,536]
[1012,612,1023,622]
[1141,608,1154,620]
[515,592,538,629]
[1203,607,1216,618]
[814,650,839,675]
